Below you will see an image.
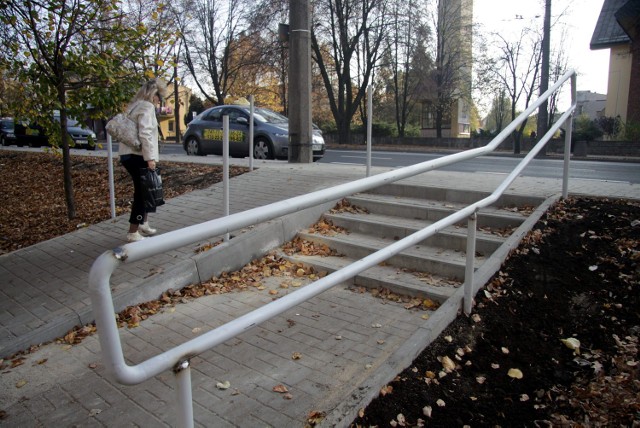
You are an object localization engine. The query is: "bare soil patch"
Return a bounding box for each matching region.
[351,197,639,427]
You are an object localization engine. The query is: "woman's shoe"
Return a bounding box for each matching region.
[138,222,157,236]
[127,231,145,242]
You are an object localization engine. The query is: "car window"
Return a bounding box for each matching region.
[202,109,222,122]
[253,108,288,124]
[222,108,248,124]
[0,120,12,129]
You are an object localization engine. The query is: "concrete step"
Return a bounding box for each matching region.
[367,183,545,208]
[323,211,504,256]
[284,183,545,302]
[278,252,460,303]
[296,230,482,281]
[345,192,531,230]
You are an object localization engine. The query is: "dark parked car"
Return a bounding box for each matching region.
[182,105,325,160]
[0,118,16,146]
[13,117,96,150]
[14,121,48,147]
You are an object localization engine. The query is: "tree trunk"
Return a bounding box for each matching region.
[57,87,76,219]
[337,117,351,145]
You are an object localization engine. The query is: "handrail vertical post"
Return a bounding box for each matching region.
[106,134,116,219]
[562,115,573,199]
[223,115,230,242]
[366,85,372,177]
[562,73,577,199]
[463,213,477,315]
[249,95,254,171]
[174,360,194,428]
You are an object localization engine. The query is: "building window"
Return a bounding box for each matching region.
[169,120,175,132]
[422,101,452,129]
[421,102,435,129]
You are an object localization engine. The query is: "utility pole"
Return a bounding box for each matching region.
[173,45,181,145]
[288,0,313,163]
[537,0,551,153]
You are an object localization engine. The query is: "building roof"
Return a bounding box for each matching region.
[590,0,632,50]
[615,0,640,41]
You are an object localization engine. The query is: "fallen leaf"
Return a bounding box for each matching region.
[423,406,432,417]
[15,380,27,388]
[216,381,231,390]
[561,338,581,354]
[380,385,393,396]
[441,356,456,372]
[292,352,302,360]
[307,410,326,425]
[507,368,523,379]
[273,384,289,393]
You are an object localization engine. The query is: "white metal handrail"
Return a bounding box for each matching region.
[89,70,577,427]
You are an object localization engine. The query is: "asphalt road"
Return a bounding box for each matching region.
[319,149,640,184]
[6,142,637,185]
[154,143,639,185]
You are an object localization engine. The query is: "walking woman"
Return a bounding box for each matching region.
[120,78,167,242]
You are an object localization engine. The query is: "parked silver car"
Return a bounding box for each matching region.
[182,105,325,160]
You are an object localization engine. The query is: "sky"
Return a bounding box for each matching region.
[474,0,609,96]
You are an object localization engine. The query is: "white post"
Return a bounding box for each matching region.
[223,115,230,242]
[463,213,477,315]
[562,73,576,199]
[174,360,194,428]
[106,134,116,219]
[249,95,255,171]
[366,85,373,177]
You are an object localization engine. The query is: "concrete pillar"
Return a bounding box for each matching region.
[288,0,313,163]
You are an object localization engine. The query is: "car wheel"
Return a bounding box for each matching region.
[254,138,273,160]
[186,137,203,156]
[0,136,5,146]
[87,143,96,151]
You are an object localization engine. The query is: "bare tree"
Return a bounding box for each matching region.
[310,0,389,144]
[180,0,261,106]
[246,0,290,113]
[379,1,431,137]
[485,29,542,153]
[424,0,474,138]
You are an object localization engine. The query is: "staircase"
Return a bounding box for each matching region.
[280,182,545,307]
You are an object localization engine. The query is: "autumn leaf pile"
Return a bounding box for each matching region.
[0,151,248,254]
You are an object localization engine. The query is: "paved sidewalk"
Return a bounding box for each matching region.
[1,151,638,427]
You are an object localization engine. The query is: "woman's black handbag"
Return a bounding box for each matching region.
[140,167,165,210]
